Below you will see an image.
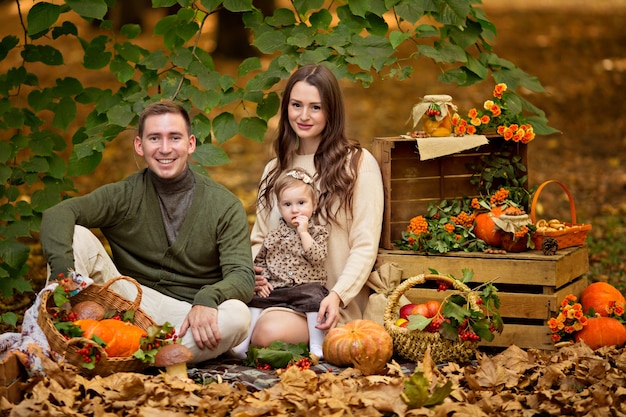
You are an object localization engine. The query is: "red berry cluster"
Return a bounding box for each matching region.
[52,310,79,322]
[459,326,480,342]
[256,362,272,370]
[287,357,311,370]
[75,345,101,364]
[424,315,445,333]
[436,280,451,292]
[426,104,442,118]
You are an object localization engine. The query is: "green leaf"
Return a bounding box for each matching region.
[266,8,296,27]
[239,117,266,142]
[0,36,19,61]
[172,47,194,68]
[153,0,179,6]
[67,151,102,176]
[223,0,253,12]
[52,21,78,39]
[192,113,212,142]
[238,57,262,76]
[1,312,18,327]
[27,2,61,36]
[348,0,369,18]
[53,96,77,130]
[292,0,324,16]
[254,31,286,53]
[390,30,411,49]
[393,0,425,24]
[83,36,112,69]
[66,0,108,19]
[4,108,25,129]
[309,9,332,29]
[257,92,280,121]
[115,42,143,63]
[0,239,30,269]
[200,0,223,12]
[22,45,64,65]
[120,24,142,39]
[139,50,168,70]
[191,143,230,167]
[54,77,83,97]
[110,56,135,83]
[107,103,134,127]
[212,112,238,144]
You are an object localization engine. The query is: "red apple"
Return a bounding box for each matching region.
[399,303,417,319]
[425,300,441,318]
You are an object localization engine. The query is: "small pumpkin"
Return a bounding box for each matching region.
[322,319,393,375]
[75,318,146,357]
[579,282,626,317]
[574,317,626,350]
[473,206,504,247]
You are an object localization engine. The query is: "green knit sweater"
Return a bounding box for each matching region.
[41,168,255,309]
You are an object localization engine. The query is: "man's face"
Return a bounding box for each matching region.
[134,112,196,180]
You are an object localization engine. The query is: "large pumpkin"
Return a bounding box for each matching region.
[473,207,504,247]
[579,282,626,317]
[574,317,626,350]
[322,319,393,375]
[75,318,146,357]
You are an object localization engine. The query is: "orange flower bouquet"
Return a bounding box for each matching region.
[548,294,589,343]
[452,83,536,144]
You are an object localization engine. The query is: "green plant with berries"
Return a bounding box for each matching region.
[406,269,503,343]
[244,341,314,370]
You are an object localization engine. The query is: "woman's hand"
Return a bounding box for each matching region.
[254,265,273,297]
[315,291,342,331]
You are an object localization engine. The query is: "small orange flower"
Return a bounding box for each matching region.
[468,108,478,118]
[480,115,491,124]
[493,83,507,98]
[466,125,477,135]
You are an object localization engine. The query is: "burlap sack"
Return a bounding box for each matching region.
[363,262,411,325]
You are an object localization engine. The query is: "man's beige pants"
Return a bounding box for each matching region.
[54,225,250,364]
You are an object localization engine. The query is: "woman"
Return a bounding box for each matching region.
[248,64,384,349]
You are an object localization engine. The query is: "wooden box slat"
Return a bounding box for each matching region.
[377,246,589,350]
[372,136,527,249]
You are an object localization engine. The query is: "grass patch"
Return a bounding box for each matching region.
[585,213,626,292]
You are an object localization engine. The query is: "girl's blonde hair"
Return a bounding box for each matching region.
[274,168,317,206]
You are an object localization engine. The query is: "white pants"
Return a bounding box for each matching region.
[62,225,250,364]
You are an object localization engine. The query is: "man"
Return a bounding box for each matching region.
[41,100,255,363]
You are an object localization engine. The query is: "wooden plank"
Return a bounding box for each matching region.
[478,323,554,350]
[376,246,589,288]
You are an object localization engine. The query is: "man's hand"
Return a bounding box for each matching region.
[254,265,273,297]
[179,305,221,350]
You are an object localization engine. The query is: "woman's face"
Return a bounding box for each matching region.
[287,81,326,145]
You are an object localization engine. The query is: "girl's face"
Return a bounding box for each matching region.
[134,112,196,180]
[277,182,315,226]
[287,81,326,146]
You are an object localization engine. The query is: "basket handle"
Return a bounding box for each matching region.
[100,275,144,310]
[530,180,577,225]
[383,274,471,323]
[64,336,110,361]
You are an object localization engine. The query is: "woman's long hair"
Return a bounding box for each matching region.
[258,64,362,224]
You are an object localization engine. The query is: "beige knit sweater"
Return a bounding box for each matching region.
[250,149,384,323]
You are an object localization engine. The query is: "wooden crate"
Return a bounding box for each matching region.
[371,136,528,249]
[0,353,26,404]
[377,246,589,351]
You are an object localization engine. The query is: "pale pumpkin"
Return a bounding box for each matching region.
[579,282,626,317]
[574,317,626,350]
[322,319,393,375]
[75,318,146,357]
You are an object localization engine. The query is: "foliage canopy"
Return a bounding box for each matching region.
[0,0,557,312]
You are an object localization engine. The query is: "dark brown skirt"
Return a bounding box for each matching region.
[247,282,328,313]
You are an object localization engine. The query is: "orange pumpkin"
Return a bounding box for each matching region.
[574,317,626,350]
[75,318,146,357]
[579,282,626,317]
[322,319,393,375]
[473,207,504,247]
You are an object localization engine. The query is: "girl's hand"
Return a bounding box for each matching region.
[292,215,309,234]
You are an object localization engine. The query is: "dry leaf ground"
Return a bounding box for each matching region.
[3,343,626,416]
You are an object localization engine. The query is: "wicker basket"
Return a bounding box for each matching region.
[37,275,156,376]
[383,274,478,364]
[530,180,592,250]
